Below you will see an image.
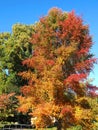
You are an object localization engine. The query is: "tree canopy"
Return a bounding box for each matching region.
[0,24,34,94]
[17,8,97,130]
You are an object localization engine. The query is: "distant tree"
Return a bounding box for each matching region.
[0,93,16,121]
[0,24,34,94]
[17,8,97,129]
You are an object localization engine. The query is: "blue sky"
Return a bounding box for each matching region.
[0,0,98,86]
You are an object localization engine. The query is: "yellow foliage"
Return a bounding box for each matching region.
[74,106,83,121]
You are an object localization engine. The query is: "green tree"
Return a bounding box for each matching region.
[0,24,34,94]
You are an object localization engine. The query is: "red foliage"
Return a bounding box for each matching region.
[46,59,55,66]
[61,106,73,115]
[59,11,87,43]
[0,93,15,109]
[20,86,34,96]
[75,58,96,73]
[87,84,98,97]
[64,73,87,84]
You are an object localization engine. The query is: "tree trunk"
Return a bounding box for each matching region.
[57,119,63,130]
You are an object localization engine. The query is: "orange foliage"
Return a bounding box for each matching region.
[0,93,15,109]
[17,8,96,129]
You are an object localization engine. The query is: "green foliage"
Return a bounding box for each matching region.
[0,24,35,124]
[0,24,34,94]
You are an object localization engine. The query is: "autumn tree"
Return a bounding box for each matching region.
[0,93,16,122]
[17,8,97,129]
